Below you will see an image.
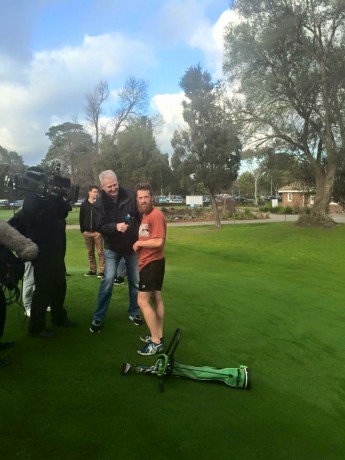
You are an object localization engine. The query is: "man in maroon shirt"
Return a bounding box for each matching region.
[133,183,167,356]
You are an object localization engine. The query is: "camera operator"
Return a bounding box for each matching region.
[59,196,73,276]
[22,189,76,338]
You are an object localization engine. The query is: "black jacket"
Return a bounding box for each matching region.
[7,210,27,236]
[94,187,140,255]
[79,199,98,233]
[21,193,69,252]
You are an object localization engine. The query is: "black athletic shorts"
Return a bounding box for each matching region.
[139,258,165,292]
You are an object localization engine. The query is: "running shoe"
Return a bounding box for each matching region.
[90,320,102,333]
[137,341,164,356]
[129,315,143,326]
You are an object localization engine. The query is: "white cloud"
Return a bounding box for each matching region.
[0,33,155,164]
[189,9,241,79]
[149,9,241,158]
[151,92,186,155]
[0,54,25,82]
[0,5,237,166]
[31,33,155,90]
[157,0,208,45]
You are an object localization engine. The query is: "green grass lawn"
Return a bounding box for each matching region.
[2,222,345,459]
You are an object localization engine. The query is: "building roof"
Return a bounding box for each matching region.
[278,183,314,193]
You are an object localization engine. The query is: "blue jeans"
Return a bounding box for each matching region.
[93,249,139,322]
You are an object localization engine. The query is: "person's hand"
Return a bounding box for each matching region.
[116,222,128,233]
[133,241,140,252]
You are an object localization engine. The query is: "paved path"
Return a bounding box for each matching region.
[66,213,345,229]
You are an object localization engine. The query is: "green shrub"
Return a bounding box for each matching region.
[282,206,293,214]
[269,205,284,214]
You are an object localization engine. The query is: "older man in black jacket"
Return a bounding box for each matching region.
[89,170,143,333]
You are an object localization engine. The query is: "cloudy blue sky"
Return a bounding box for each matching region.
[0,0,239,165]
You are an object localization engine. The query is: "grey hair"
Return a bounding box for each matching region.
[99,170,117,185]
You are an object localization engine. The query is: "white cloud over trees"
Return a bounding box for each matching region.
[0,2,235,165]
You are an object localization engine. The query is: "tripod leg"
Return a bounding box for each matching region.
[165,328,182,357]
[155,329,181,391]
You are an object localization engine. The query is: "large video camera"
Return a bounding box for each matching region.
[4,164,79,203]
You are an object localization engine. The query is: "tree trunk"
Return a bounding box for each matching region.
[297,164,336,227]
[254,176,258,207]
[311,164,336,215]
[210,195,222,229]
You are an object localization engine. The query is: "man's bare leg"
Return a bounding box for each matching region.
[138,291,161,344]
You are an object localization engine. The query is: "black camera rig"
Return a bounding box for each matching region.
[4,164,79,203]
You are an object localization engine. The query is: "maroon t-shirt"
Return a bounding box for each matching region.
[138,207,166,271]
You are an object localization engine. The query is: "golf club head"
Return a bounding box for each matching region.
[121,362,132,375]
[241,366,252,390]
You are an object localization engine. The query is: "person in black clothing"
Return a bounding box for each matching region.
[79,185,105,278]
[89,170,143,333]
[0,218,38,366]
[7,211,34,316]
[0,289,13,368]
[22,192,76,338]
[59,197,73,276]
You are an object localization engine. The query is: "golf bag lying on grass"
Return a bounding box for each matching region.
[121,329,252,392]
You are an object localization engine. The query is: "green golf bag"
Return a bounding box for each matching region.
[170,361,251,389]
[121,329,252,392]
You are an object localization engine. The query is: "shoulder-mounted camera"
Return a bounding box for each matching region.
[4,164,79,203]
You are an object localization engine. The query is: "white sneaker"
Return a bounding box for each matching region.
[47,306,51,312]
[25,309,31,317]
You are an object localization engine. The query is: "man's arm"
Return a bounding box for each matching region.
[79,204,85,233]
[94,203,130,234]
[133,237,165,252]
[7,210,26,235]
